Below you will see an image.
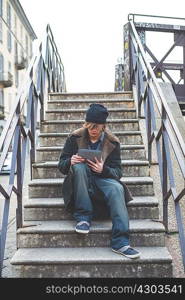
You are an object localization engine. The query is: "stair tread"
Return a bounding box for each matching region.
[32,160,149,167]
[36,144,145,150]
[42,119,139,123]
[46,108,136,112]
[29,177,153,185]
[18,219,165,233]
[49,91,132,95]
[39,131,142,137]
[24,196,158,208]
[48,98,134,103]
[11,246,172,264]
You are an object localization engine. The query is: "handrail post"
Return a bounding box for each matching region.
[16,102,23,229]
[162,105,168,231]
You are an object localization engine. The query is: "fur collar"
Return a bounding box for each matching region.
[70,127,120,161]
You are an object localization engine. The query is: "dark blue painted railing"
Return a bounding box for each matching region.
[128,15,185,271]
[0,24,66,277]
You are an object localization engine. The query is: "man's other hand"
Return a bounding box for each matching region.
[86,157,104,173]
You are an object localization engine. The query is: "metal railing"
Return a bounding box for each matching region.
[128,15,185,270]
[0,24,66,277]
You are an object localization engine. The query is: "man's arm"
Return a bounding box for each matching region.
[58,136,75,175]
[58,135,85,175]
[101,142,122,180]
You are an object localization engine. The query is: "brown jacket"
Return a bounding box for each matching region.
[58,127,133,212]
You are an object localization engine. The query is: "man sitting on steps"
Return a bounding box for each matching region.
[58,103,140,259]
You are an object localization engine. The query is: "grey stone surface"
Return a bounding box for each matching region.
[48,98,135,109]
[16,219,165,248]
[41,119,139,133]
[10,247,172,278]
[45,108,137,120]
[32,159,149,179]
[24,196,159,221]
[39,131,143,146]
[36,144,147,161]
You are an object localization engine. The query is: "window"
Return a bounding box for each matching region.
[14,14,17,36]
[0,0,3,17]
[7,30,11,52]
[25,35,28,55]
[15,69,19,87]
[7,2,11,28]
[20,25,23,43]
[30,40,33,58]
[8,61,11,72]
[15,40,18,55]
[0,89,4,116]
[0,53,4,78]
[0,20,2,43]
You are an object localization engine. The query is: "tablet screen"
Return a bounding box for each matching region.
[78,149,102,162]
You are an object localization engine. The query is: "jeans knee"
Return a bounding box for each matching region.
[72,163,87,174]
[111,182,124,195]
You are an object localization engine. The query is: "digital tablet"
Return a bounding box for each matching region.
[78,149,102,162]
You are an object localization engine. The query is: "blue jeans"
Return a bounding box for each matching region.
[72,163,130,249]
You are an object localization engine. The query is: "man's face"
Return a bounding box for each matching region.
[87,124,104,139]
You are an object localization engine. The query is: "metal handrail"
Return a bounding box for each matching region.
[128,19,185,270]
[128,13,185,22]
[0,24,66,277]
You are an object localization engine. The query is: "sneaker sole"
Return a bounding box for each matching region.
[75,228,90,234]
[112,248,140,259]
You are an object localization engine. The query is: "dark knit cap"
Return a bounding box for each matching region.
[85,104,109,124]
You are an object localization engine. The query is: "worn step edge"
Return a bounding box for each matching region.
[28,177,153,186]
[10,246,172,265]
[38,131,142,137]
[48,98,134,103]
[36,144,145,151]
[24,196,159,208]
[42,119,139,124]
[46,108,136,113]
[17,219,165,234]
[32,160,149,168]
[49,91,133,96]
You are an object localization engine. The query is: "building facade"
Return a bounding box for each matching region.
[0,0,37,135]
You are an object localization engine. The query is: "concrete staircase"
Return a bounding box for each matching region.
[11,91,173,278]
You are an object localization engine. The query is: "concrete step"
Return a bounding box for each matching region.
[32,160,150,179]
[40,119,139,133]
[39,131,143,147]
[36,144,147,162]
[48,98,135,110]
[24,196,159,221]
[28,177,154,198]
[45,108,137,120]
[17,219,165,248]
[10,246,173,278]
[49,91,133,100]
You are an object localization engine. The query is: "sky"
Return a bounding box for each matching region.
[20,0,185,92]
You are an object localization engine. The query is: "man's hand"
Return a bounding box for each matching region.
[86,157,104,173]
[71,154,85,165]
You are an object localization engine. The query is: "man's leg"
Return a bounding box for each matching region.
[72,163,93,224]
[93,177,129,249]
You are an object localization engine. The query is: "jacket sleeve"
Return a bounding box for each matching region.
[100,142,123,180]
[58,136,77,175]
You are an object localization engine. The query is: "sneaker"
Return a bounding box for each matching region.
[75,221,90,234]
[112,245,140,259]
